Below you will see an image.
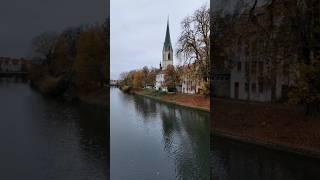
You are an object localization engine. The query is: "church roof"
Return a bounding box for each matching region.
[163,18,172,50]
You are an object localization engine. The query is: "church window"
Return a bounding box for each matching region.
[168,52,170,60]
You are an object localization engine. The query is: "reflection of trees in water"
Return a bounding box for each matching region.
[132,95,158,121]
[159,104,210,180]
[77,103,109,177]
[212,136,320,180]
[0,77,28,84]
[37,98,109,179]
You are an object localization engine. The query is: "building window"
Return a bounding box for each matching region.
[245,44,249,56]
[168,52,170,60]
[251,61,257,74]
[245,83,249,93]
[283,64,289,76]
[258,61,264,75]
[259,81,264,93]
[252,83,256,93]
[237,62,242,72]
[245,62,249,74]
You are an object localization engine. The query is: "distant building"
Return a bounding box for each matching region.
[155,18,173,92]
[0,57,29,72]
[110,80,119,86]
[180,65,207,94]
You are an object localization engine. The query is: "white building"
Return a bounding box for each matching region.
[180,65,208,94]
[230,58,294,102]
[155,19,173,92]
[0,58,27,72]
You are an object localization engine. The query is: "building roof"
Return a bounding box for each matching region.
[163,18,172,51]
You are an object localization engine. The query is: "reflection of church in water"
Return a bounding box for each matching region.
[155,18,173,92]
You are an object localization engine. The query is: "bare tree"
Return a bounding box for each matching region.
[31,32,58,65]
[176,4,210,82]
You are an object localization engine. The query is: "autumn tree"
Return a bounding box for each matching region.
[142,66,149,87]
[73,25,107,91]
[287,0,320,115]
[289,61,320,115]
[133,71,144,88]
[164,65,179,91]
[49,35,73,76]
[146,68,157,87]
[176,4,210,83]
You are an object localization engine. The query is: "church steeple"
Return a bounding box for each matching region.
[163,17,172,51]
[162,17,173,70]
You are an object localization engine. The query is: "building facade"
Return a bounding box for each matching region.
[180,65,207,94]
[0,57,28,72]
[229,57,294,102]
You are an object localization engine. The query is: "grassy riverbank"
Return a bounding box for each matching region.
[131,88,210,112]
[212,98,320,158]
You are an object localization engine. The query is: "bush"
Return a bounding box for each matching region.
[38,75,64,95]
[121,85,132,93]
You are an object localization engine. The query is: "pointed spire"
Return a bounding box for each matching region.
[164,16,172,50]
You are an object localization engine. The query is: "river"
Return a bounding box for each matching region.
[3,80,318,180]
[110,88,210,180]
[0,79,109,179]
[211,136,320,180]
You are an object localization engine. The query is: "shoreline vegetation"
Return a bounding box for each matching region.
[120,86,209,112]
[28,20,109,107]
[29,75,108,107]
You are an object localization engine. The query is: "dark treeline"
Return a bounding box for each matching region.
[29,19,109,100]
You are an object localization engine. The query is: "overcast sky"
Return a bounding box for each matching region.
[0,0,107,58]
[111,0,208,80]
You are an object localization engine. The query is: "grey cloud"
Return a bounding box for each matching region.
[0,0,108,58]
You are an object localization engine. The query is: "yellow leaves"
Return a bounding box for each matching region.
[73,26,107,89]
[133,71,144,88]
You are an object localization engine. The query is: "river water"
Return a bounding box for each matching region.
[110,88,210,180]
[3,80,319,180]
[0,79,109,180]
[211,136,320,180]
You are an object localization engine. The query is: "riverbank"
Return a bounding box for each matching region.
[131,88,210,112]
[212,98,320,158]
[30,75,107,107]
[78,88,108,107]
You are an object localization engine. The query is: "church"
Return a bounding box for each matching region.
[155,19,174,92]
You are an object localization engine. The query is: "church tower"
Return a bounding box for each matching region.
[162,18,173,70]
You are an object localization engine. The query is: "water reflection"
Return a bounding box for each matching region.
[159,106,210,180]
[111,88,209,180]
[0,80,109,180]
[211,136,320,180]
